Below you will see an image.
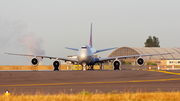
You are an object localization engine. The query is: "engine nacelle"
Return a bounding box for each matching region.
[53,60,61,71]
[31,57,39,66]
[113,59,121,70]
[136,57,145,66]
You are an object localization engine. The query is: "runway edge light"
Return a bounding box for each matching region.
[5,90,10,96]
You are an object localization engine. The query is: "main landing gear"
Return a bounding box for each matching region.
[82,63,94,71]
[99,63,104,70]
[87,65,94,70]
[81,62,104,71]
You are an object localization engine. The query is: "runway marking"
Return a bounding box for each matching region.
[147,70,180,75]
[1,70,180,87]
[1,77,180,87]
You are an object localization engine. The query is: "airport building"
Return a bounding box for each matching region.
[108,47,180,66]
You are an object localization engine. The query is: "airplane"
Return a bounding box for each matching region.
[6,23,173,71]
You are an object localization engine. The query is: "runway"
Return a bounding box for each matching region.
[0,70,180,94]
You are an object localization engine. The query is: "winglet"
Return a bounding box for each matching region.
[89,23,92,48]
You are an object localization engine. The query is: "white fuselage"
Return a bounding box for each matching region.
[77,45,94,65]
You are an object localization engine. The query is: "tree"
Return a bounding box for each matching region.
[144,36,160,47]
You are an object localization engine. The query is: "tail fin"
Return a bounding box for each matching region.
[89,23,92,48]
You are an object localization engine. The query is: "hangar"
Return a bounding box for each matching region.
[108,47,180,66]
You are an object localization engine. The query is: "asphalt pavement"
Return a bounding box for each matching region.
[0,70,180,94]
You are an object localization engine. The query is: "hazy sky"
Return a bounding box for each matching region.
[0,0,180,65]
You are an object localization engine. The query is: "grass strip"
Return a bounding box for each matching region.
[1,91,180,101]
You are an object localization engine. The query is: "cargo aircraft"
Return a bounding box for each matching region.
[6,24,172,71]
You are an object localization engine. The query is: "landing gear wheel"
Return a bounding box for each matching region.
[83,66,86,71]
[88,65,94,70]
[114,67,121,70]
[90,65,94,70]
[54,68,59,71]
[82,62,86,71]
[53,61,60,71]
[87,66,90,70]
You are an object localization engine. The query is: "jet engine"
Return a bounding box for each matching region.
[113,59,121,70]
[31,57,39,66]
[136,57,145,66]
[53,60,61,71]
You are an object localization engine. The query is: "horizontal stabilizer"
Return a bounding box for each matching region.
[95,47,118,53]
[65,47,79,51]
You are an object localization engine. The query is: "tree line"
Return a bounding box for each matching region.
[144,36,160,47]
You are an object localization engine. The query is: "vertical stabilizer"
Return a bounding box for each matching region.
[89,23,92,48]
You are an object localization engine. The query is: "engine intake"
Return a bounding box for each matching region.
[113,59,121,70]
[53,60,61,71]
[31,58,39,66]
[136,57,145,66]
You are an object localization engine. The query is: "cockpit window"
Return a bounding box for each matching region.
[82,46,87,49]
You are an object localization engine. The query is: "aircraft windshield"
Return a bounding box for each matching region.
[82,46,87,49]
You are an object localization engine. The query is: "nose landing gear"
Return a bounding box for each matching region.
[82,62,86,71]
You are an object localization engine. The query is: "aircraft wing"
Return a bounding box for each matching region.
[5,53,78,62]
[94,47,118,53]
[98,52,173,61]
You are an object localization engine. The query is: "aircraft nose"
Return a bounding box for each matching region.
[78,55,86,61]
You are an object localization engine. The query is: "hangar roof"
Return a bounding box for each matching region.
[108,47,180,60]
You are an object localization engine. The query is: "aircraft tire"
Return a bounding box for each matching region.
[114,68,119,70]
[53,67,59,71]
[82,66,86,71]
[54,69,59,71]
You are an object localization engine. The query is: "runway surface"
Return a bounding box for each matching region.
[0,70,180,94]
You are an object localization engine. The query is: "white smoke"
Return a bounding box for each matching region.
[18,32,46,66]
[0,20,45,65]
[18,34,45,65]
[18,34,45,55]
